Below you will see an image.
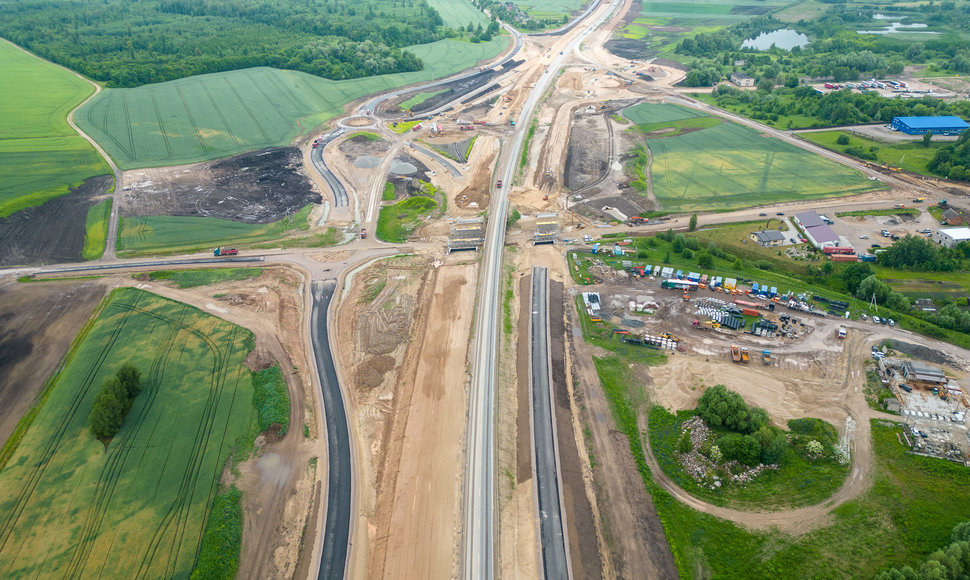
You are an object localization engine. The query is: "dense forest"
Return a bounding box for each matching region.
[676,2,970,87]
[0,0,475,86]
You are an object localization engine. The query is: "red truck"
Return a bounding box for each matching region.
[214,247,238,256]
[360,228,367,239]
[496,180,503,188]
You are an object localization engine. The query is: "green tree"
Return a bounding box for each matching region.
[697,252,713,268]
[837,134,850,145]
[117,363,142,399]
[688,213,698,232]
[90,391,125,438]
[923,132,933,147]
[717,433,762,466]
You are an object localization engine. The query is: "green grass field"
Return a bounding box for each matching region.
[592,352,970,579]
[0,40,110,217]
[75,37,508,170]
[800,130,944,176]
[400,90,448,111]
[426,0,490,28]
[82,199,111,260]
[0,288,257,578]
[509,0,585,18]
[624,102,707,125]
[625,104,882,211]
[145,267,263,288]
[377,195,438,242]
[117,205,312,256]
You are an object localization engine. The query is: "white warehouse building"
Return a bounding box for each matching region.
[933,227,970,248]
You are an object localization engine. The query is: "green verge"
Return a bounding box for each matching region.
[117,205,312,256]
[649,407,849,510]
[800,130,944,176]
[251,365,290,434]
[82,198,112,260]
[391,120,423,134]
[145,267,263,288]
[346,131,384,142]
[520,119,538,169]
[376,193,438,243]
[0,41,110,217]
[591,352,970,578]
[383,182,396,201]
[835,208,919,218]
[190,486,242,580]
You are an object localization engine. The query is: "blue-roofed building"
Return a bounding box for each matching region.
[890,116,970,135]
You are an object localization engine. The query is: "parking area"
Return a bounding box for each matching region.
[826,209,939,253]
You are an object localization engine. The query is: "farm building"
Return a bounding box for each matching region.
[794,211,840,248]
[889,116,970,135]
[942,208,963,225]
[901,361,947,385]
[750,230,785,247]
[932,227,970,248]
[730,72,754,87]
[793,211,825,229]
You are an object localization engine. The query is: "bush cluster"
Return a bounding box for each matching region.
[89,364,142,439]
[876,521,970,580]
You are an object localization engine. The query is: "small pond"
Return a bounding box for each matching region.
[741,29,809,51]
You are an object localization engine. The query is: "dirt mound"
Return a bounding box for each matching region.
[889,340,961,368]
[565,114,610,190]
[122,147,319,223]
[605,38,652,60]
[356,294,416,355]
[356,355,396,388]
[339,135,391,156]
[0,175,111,266]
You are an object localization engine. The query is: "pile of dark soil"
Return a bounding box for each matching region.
[0,175,111,266]
[565,114,610,190]
[124,147,319,223]
[605,38,653,60]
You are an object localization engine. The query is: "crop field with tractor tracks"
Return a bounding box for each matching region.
[75,37,509,170]
[0,40,110,218]
[0,287,257,579]
[624,104,882,212]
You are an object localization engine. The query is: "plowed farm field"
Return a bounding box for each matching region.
[0,287,256,578]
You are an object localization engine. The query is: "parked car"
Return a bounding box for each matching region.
[776,212,785,216]
[872,316,882,324]
[888,318,895,326]
[759,212,768,216]
[861,313,868,321]
[859,234,869,239]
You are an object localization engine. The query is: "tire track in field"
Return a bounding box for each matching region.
[177,88,210,154]
[0,293,141,569]
[62,306,189,579]
[90,93,133,162]
[245,71,293,139]
[223,78,271,145]
[135,326,237,579]
[122,93,136,161]
[150,91,174,160]
[202,82,240,147]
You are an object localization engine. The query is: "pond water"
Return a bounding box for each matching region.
[741,29,810,51]
[858,16,938,35]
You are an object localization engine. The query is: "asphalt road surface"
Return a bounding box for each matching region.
[463,1,621,577]
[311,280,353,580]
[311,129,349,207]
[531,267,569,580]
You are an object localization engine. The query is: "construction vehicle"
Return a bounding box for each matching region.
[741,347,750,363]
[496,180,503,188]
[213,247,238,256]
[576,223,586,230]
[731,345,742,363]
[683,289,690,302]
[762,349,771,365]
[360,228,367,240]
[913,197,924,203]
[838,325,847,339]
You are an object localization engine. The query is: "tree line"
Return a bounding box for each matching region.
[89,363,143,439]
[0,0,466,86]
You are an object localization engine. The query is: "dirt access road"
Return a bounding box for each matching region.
[363,261,477,578]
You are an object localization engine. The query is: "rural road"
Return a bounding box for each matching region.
[311,129,350,207]
[309,280,353,580]
[463,0,621,576]
[530,267,571,579]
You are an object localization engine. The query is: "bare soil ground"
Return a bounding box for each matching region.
[336,255,477,579]
[122,147,320,223]
[0,278,107,445]
[0,175,112,266]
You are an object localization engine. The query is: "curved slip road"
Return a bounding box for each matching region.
[530,267,570,580]
[310,280,353,580]
[311,129,350,207]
